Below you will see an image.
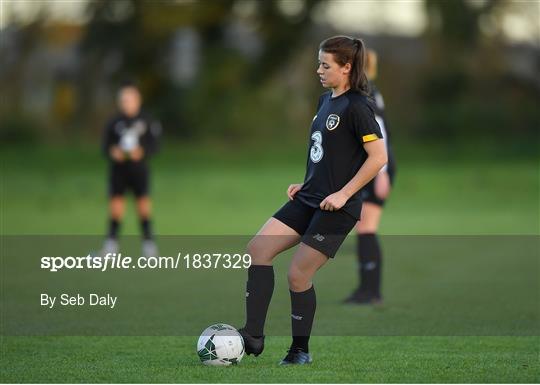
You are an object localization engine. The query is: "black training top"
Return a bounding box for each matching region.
[102,112,162,163]
[295,89,383,219]
[369,83,395,175]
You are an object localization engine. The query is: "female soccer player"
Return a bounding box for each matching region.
[239,36,388,365]
[344,49,397,305]
[101,82,161,258]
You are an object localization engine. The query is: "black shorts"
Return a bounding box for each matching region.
[109,161,149,197]
[361,168,395,207]
[273,199,357,259]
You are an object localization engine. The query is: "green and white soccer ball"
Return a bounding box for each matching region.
[197,323,245,366]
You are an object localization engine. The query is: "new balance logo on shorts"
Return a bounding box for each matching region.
[313,234,325,242]
[291,314,303,320]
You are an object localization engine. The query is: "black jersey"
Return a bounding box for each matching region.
[102,113,161,162]
[369,83,395,174]
[295,90,383,220]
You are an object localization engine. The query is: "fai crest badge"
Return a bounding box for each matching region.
[326,114,340,131]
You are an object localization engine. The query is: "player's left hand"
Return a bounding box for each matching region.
[320,190,349,211]
[130,146,145,162]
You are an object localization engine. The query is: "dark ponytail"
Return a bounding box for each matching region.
[319,36,369,94]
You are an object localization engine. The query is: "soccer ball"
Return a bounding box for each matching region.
[197,323,245,366]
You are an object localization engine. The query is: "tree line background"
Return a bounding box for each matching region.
[1,0,538,157]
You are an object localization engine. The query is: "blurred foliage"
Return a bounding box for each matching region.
[418,0,539,148]
[0,0,538,153]
[76,0,322,140]
[0,113,41,144]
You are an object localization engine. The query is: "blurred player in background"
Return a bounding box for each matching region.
[101,81,162,257]
[344,49,396,305]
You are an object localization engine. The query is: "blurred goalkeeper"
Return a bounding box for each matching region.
[101,81,161,257]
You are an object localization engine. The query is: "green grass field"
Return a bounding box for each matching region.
[2,336,538,383]
[1,144,539,383]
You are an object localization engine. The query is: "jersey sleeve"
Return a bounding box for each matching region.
[102,118,117,159]
[374,90,385,111]
[349,99,383,144]
[141,118,162,157]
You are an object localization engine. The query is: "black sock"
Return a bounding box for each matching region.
[290,285,316,353]
[357,233,382,296]
[108,219,120,239]
[141,219,152,240]
[244,265,274,337]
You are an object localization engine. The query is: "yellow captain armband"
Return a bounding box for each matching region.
[362,134,379,143]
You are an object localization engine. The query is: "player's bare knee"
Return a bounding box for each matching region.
[246,238,261,257]
[110,198,125,219]
[247,238,274,265]
[287,268,309,292]
[136,199,151,218]
[357,222,377,234]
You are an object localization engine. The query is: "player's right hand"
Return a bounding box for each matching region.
[287,183,303,200]
[130,146,144,162]
[110,146,125,162]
